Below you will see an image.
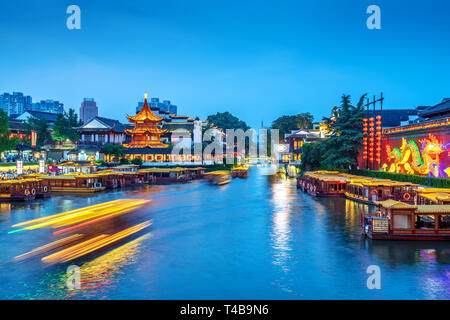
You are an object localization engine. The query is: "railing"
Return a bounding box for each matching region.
[383,117,450,135]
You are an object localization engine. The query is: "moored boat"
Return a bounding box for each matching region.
[298,171,347,197]
[0,179,37,201]
[140,168,191,184]
[231,166,248,178]
[204,170,232,185]
[40,174,106,192]
[362,200,450,240]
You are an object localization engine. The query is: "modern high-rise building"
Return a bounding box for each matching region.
[0,92,32,116]
[0,92,64,116]
[31,100,64,114]
[136,97,177,116]
[80,98,98,124]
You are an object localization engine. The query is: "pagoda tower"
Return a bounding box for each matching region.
[123,93,169,148]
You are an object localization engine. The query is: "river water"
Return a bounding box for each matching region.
[0,166,449,299]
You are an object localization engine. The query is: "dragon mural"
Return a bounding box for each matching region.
[384,133,449,178]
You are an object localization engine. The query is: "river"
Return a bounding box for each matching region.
[0,166,449,299]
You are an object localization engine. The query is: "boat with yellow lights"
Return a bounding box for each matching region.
[139,167,192,184]
[231,166,248,178]
[11,199,152,262]
[362,200,450,240]
[21,175,51,198]
[40,173,106,192]
[204,170,232,185]
[0,179,38,201]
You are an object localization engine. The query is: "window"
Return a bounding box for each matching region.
[393,215,411,229]
[416,215,435,229]
[438,215,450,229]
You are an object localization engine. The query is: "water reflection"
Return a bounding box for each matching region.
[0,168,449,299]
[270,179,293,272]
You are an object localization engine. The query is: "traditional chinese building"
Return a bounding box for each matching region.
[357,98,450,178]
[124,93,169,149]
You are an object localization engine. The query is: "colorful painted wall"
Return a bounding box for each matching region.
[381,127,450,178]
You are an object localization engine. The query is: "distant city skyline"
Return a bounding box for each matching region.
[1,0,449,128]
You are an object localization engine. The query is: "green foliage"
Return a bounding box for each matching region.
[300,141,327,171]
[301,94,366,170]
[26,117,51,148]
[119,158,130,165]
[52,108,82,142]
[351,169,450,188]
[271,113,314,139]
[0,109,20,152]
[206,112,250,131]
[95,159,106,166]
[102,144,124,157]
[131,158,143,166]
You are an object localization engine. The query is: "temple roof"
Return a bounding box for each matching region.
[128,94,165,123]
[125,127,167,135]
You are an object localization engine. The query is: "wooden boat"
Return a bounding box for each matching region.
[416,188,450,205]
[40,174,106,193]
[362,200,450,240]
[186,167,206,180]
[0,179,37,201]
[140,168,191,184]
[94,171,122,189]
[298,171,347,197]
[345,179,419,205]
[231,166,248,178]
[204,170,232,185]
[21,175,51,198]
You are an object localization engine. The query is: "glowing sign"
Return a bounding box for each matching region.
[277,144,288,153]
[16,160,23,175]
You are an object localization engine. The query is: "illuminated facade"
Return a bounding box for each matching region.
[123,94,203,164]
[123,93,168,149]
[381,118,450,178]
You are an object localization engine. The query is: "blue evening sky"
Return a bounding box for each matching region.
[0,0,449,128]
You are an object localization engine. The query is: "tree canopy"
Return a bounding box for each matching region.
[52,108,83,142]
[26,116,52,148]
[0,109,20,153]
[206,112,250,131]
[301,94,366,171]
[271,113,314,139]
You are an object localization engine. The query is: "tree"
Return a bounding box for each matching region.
[102,144,124,162]
[271,113,314,139]
[52,108,82,142]
[131,158,143,166]
[321,94,367,169]
[120,158,130,165]
[206,112,250,131]
[0,109,20,153]
[26,117,52,148]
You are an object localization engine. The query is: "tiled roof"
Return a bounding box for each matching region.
[20,111,59,122]
[374,200,417,209]
[416,205,450,213]
[128,96,164,122]
[123,147,172,154]
[365,109,418,127]
[420,98,450,118]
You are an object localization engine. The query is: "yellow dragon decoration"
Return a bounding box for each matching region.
[385,134,446,177]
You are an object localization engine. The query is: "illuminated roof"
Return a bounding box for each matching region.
[416,205,450,214]
[127,94,165,123]
[124,127,167,135]
[374,200,417,209]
